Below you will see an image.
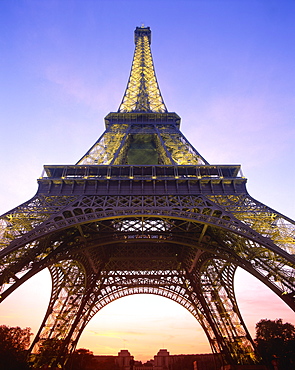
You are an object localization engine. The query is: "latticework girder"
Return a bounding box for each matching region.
[208,194,295,255]
[0,195,77,249]
[190,257,256,364]
[77,123,208,166]
[118,26,167,113]
[1,194,294,306]
[31,260,87,349]
[76,124,130,165]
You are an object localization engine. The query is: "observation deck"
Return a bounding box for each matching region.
[38,164,246,196]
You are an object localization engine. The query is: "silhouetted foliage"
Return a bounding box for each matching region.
[34,337,67,368]
[95,356,119,370]
[92,356,119,370]
[65,348,95,370]
[0,325,32,370]
[255,318,295,370]
[65,349,119,370]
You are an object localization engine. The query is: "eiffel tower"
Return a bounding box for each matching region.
[0,26,294,368]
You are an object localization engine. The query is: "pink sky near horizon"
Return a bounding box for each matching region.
[0,0,295,364]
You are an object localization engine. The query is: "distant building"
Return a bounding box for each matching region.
[90,349,267,370]
[116,349,135,370]
[154,349,171,370]
[110,349,222,370]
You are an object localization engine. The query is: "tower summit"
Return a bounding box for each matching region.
[119,26,167,113]
[0,26,294,369]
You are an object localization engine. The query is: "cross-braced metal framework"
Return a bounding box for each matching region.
[0,25,294,368]
[118,26,167,113]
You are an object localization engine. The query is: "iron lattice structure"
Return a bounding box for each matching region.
[0,26,294,367]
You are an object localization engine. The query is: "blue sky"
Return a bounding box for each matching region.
[0,0,294,362]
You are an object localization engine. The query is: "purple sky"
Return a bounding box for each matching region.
[0,0,294,362]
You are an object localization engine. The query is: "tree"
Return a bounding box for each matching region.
[34,337,67,368]
[65,348,96,370]
[0,325,33,370]
[255,318,295,370]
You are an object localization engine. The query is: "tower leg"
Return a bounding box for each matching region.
[187,254,257,366]
[30,260,87,367]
